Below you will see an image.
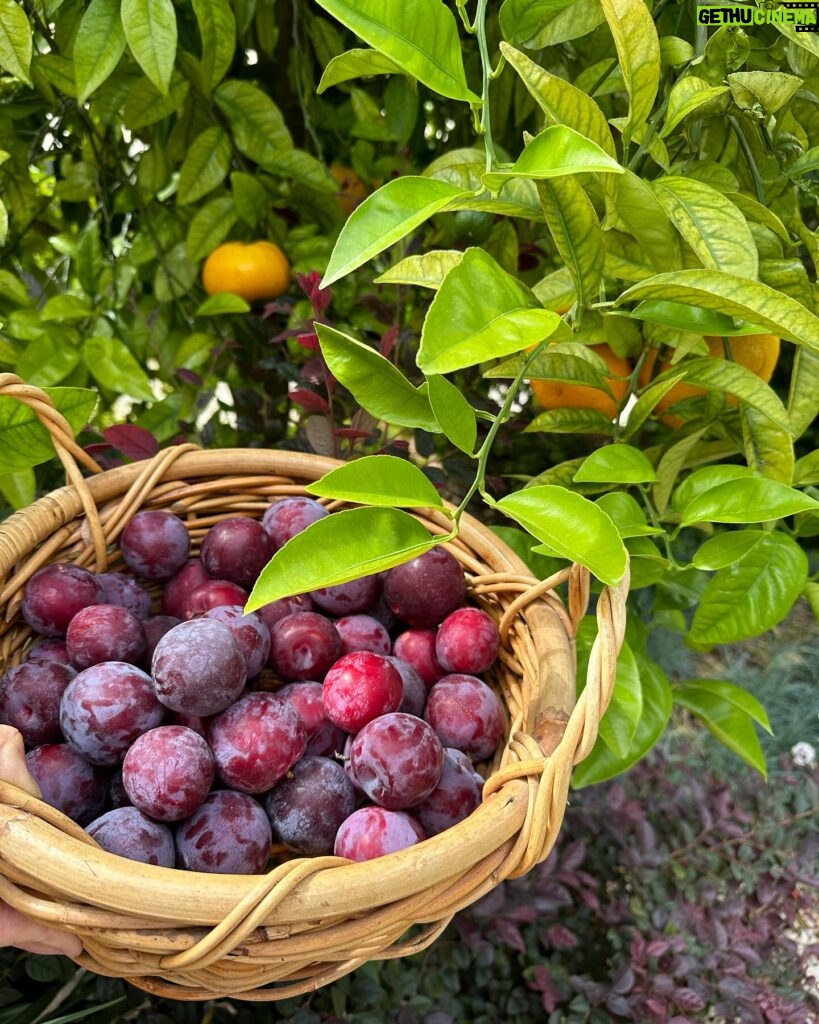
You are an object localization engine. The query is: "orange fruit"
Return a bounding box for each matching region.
[530,343,633,420]
[329,164,369,217]
[638,333,781,427]
[202,241,290,302]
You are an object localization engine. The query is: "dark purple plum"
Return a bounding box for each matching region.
[22,563,105,637]
[435,607,500,675]
[66,603,146,670]
[209,692,306,793]
[415,747,484,836]
[161,560,210,619]
[264,756,356,856]
[322,652,403,733]
[349,712,443,810]
[59,662,166,766]
[122,725,215,822]
[310,575,380,616]
[0,661,75,745]
[120,510,190,581]
[386,656,427,718]
[98,572,152,620]
[151,618,246,716]
[255,593,314,632]
[335,614,391,656]
[384,547,466,628]
[268,611,341,682]
[24,638,71,667]
[26,743,107,825]
[203,605,271,678]
[262,497,328,548]
[86,806,175,866]
[175,790,272,874]
[276,681,347,757]
[424,674,505,762]
[334,807,425,862]
[182,579,249,619]
[142,615,181,661]
[199,517,275,589]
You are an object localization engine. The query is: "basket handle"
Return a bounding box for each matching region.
[0,374,108,571]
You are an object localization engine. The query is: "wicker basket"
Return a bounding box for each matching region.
[0,373,628,1001]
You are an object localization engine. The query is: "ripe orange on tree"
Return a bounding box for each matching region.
[638,333,781,427]
[202,241,290,303]
[329,164,369,217]
[530,343,634,420]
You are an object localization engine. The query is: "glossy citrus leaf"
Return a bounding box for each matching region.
[318,48,404,91]
[670,465,759,512]
[195,294,251,316]
[375,250,464,290]
[74,0,127,104]
[483,125,623,192]
[679,477,819,525]
[538,176,604,308]
[595,492,663,538]
[176,127,232,205]
[574,445,657,485]
[214,80,293,165]
[691,531,767,571]
[83,337,155,402]
[600,0,661,148]
[674,681,771,776]
[192,0,236,91]
[661,77,730,137]
[0,0,32,85]
[121,0,177,96]
[425,374,478,456]
[305,455,445,509]
[603,171,681,274]
[0,387,98,474]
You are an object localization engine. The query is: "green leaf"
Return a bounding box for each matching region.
[0,0,32,85]
[230,171,269,228]
[121,0,178,95]
[689,532,808,648]
[192,0,236,91]
[500,42,616,158]
[670,464,758,512]
[595,492,662,538]
[526,0,605,47]
[525,407,616,434]
[123,72,189,130]
[794,450,819,487]
[317,324,440,433]
[483,125,624,192]
[538,176,604,308]
[574,444,657,484]
[661,77,730,137]
[492,341,616,388]
[40,295,93,322]
[628,300,760,335]
[0,467,34,510]
[214,80,293,167]
[573,654,672,788]
[426,374,477,455]
[599,0,661,148]
[374,250,464,290]
[653,177,758,280]
[83,336,155,402]
[739,405,794,484]
[322,177,468,287]
[692,530,767,571]
[603,171,681,274]
[651,426,709,515]
[496,485,628,586]
[724,193,793,246]
[680,477,819,526]
[490,525,568,578]
[0,387,97,474]
[16,335,80,387]
[186,196,237,262]
[597,641,642,759]
[728,71,803,117]
[246,507,439,609]
[787,346,819,439]
[499,0,578,45]
[74,0,127,104]
[417,248,560,375]
[176,127,232,205]
[786,146,819,178]
[312,0,480,104]
[305,455,445,509]
[617,270,819,355]
[318,47,404,91]
[674,681,770,776]
[195,293,250,316]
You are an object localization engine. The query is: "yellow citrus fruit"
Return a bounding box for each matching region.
[530,343,634,420]
[202,240,290,302]
[329,164,369,217]
[638,333,781,427]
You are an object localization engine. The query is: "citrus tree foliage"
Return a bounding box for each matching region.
[2,0,819,782]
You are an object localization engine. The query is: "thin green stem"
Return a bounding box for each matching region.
[728,116,766,204]
[474,0,496,173]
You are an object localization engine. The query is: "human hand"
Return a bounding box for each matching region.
[0,725,83,957]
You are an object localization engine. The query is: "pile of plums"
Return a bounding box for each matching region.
[0,497,507,873]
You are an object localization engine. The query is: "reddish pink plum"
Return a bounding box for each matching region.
[384,548,466,628]
[203,605,271,678]
[349,712,443,810]
[86,806,175,867]
[26,743,107,825]
[60,662,166,766]
[424,674,505,762]
[322,652,403,733]
[334,806,425,862]
[435,607,500,675]
[122,725,215,822]
[268,611,341,682]
[0,661,76,745]
[255,593,314,632]
[262,497,328,548]
[199,517,275,589]
[310,575,380,616]
[66,603,147,670]
[120,510,190,581]
[209,692,307,793]
[264,756,356,856]
[386,656,427,718]
[98,572,152,620]
[151,618,247,716]
[335,614,391,656]
[175,790,272,874]
[182,579,249,619]
[24,638,71,667]
[22,563,105,637]
[277,681,347,757]
[392,629,445,688]
[161,560,210,618]
[142,615,181,661]
[415,747,484,836]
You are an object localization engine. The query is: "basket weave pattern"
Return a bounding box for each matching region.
[0,374,627,1001]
